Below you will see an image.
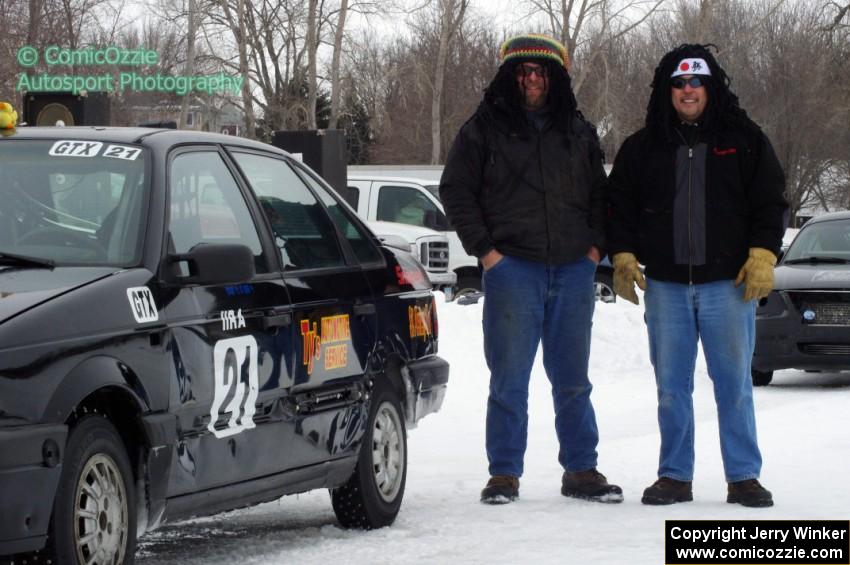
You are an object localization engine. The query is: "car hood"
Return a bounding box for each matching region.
[368,221,445,241]
[775,263,850,290]
[0,266,119,324]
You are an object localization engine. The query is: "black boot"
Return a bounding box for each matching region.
[641,477,693,505]
[561,469,623,503]
[727,479,773,507]
[480,475,519,504]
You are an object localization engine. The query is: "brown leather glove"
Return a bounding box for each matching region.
[612,252,646,305]
[734,247,777,301]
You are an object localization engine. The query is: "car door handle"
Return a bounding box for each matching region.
[263,312,292,330]
[353,303,376,316]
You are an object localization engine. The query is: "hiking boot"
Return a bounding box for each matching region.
[561,469,624,503]
[480,475,519,504]
[641,477,693,505]
[727,479,773,507]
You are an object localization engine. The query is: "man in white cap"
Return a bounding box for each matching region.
[607,44,787,506]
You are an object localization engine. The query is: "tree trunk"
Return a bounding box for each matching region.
[431,0,467,165]
[329,0,349,130]
[220,0,256,138]
[306,0,319,130]
[179,0,197,129]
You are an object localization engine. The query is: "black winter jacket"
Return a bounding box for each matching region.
[439,99,607,264]
[607,124,788,284]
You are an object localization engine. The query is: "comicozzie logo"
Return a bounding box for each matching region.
[16,45,244,96]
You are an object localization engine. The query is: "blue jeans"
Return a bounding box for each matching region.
[483,254,599,478]
[644,278,762,482]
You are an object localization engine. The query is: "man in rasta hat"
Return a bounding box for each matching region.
[607,44,787,507]
[440,34,621,505]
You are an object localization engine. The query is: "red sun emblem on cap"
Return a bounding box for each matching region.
[680,62,690,71]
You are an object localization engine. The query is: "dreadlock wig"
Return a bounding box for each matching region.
[645,43,758,142]
[480,58,578,133]
[476,34,578,133]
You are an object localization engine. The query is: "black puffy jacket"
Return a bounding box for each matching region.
[607,124,788,284]
[439,99,607,264]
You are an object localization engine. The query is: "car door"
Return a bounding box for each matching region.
[373,182,450,232]
[346,179,372,219]
[230,150,384,468]
[161,148,295,497]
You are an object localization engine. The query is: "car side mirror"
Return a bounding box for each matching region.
[167,243,255,285]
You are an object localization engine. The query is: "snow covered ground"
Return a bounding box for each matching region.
[137,292,850,565]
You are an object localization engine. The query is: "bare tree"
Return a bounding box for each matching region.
[822,0,850,31]
[217,0,256,137]
[179,0,198,128]
[306,0,318,129]
[328,0,349,129]
[524,0,666,95]
[431,0,468,164]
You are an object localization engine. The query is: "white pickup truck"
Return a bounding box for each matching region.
[347,175,483,295]
[366,220,456,294]
[346,170,616,302]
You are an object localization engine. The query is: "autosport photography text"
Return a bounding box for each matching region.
[665,520,850,565]
[15,45,244,96]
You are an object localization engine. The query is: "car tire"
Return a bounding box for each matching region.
[752,368,774,387]
[594,271,617,303]
[49,416,136,565]
[455,275,482,297]
[331,379,407,529]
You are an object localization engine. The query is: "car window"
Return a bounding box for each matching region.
[784,220,850,261]
[230,152,345,270]
[343,186,360,209]
[168,151,267,274]
[299,169,383,265]
[0,139,147,265]
[376,185,448,231]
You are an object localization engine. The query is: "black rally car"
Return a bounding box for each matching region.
[0,127,449,563]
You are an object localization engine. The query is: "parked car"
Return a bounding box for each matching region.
[0,127,449,563]
[753,211,850,385]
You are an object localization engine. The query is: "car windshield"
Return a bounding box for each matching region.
[0,139,148,267]
[425,184,440,200]
[783,219,850,264]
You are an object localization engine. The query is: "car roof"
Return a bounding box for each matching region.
[347,175,438,186]
[805,211,850,225]
[2,126,291,156]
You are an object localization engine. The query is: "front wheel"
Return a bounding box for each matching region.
[752,368,774,387]
[49,416,136,565]
[332,380,407,529]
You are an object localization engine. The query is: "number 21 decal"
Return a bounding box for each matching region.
[103,144,142,160]
[208,336,259,439]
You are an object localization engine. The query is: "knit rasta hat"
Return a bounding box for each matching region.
[499,34,570,71]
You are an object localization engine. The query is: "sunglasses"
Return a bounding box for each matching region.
[671,76,706,89]
[514,63,548,79]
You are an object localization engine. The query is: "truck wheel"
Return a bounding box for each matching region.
[331,380,407,529]
[455,275,482,297]
[49,416,136,565]
[752,368,774,387]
